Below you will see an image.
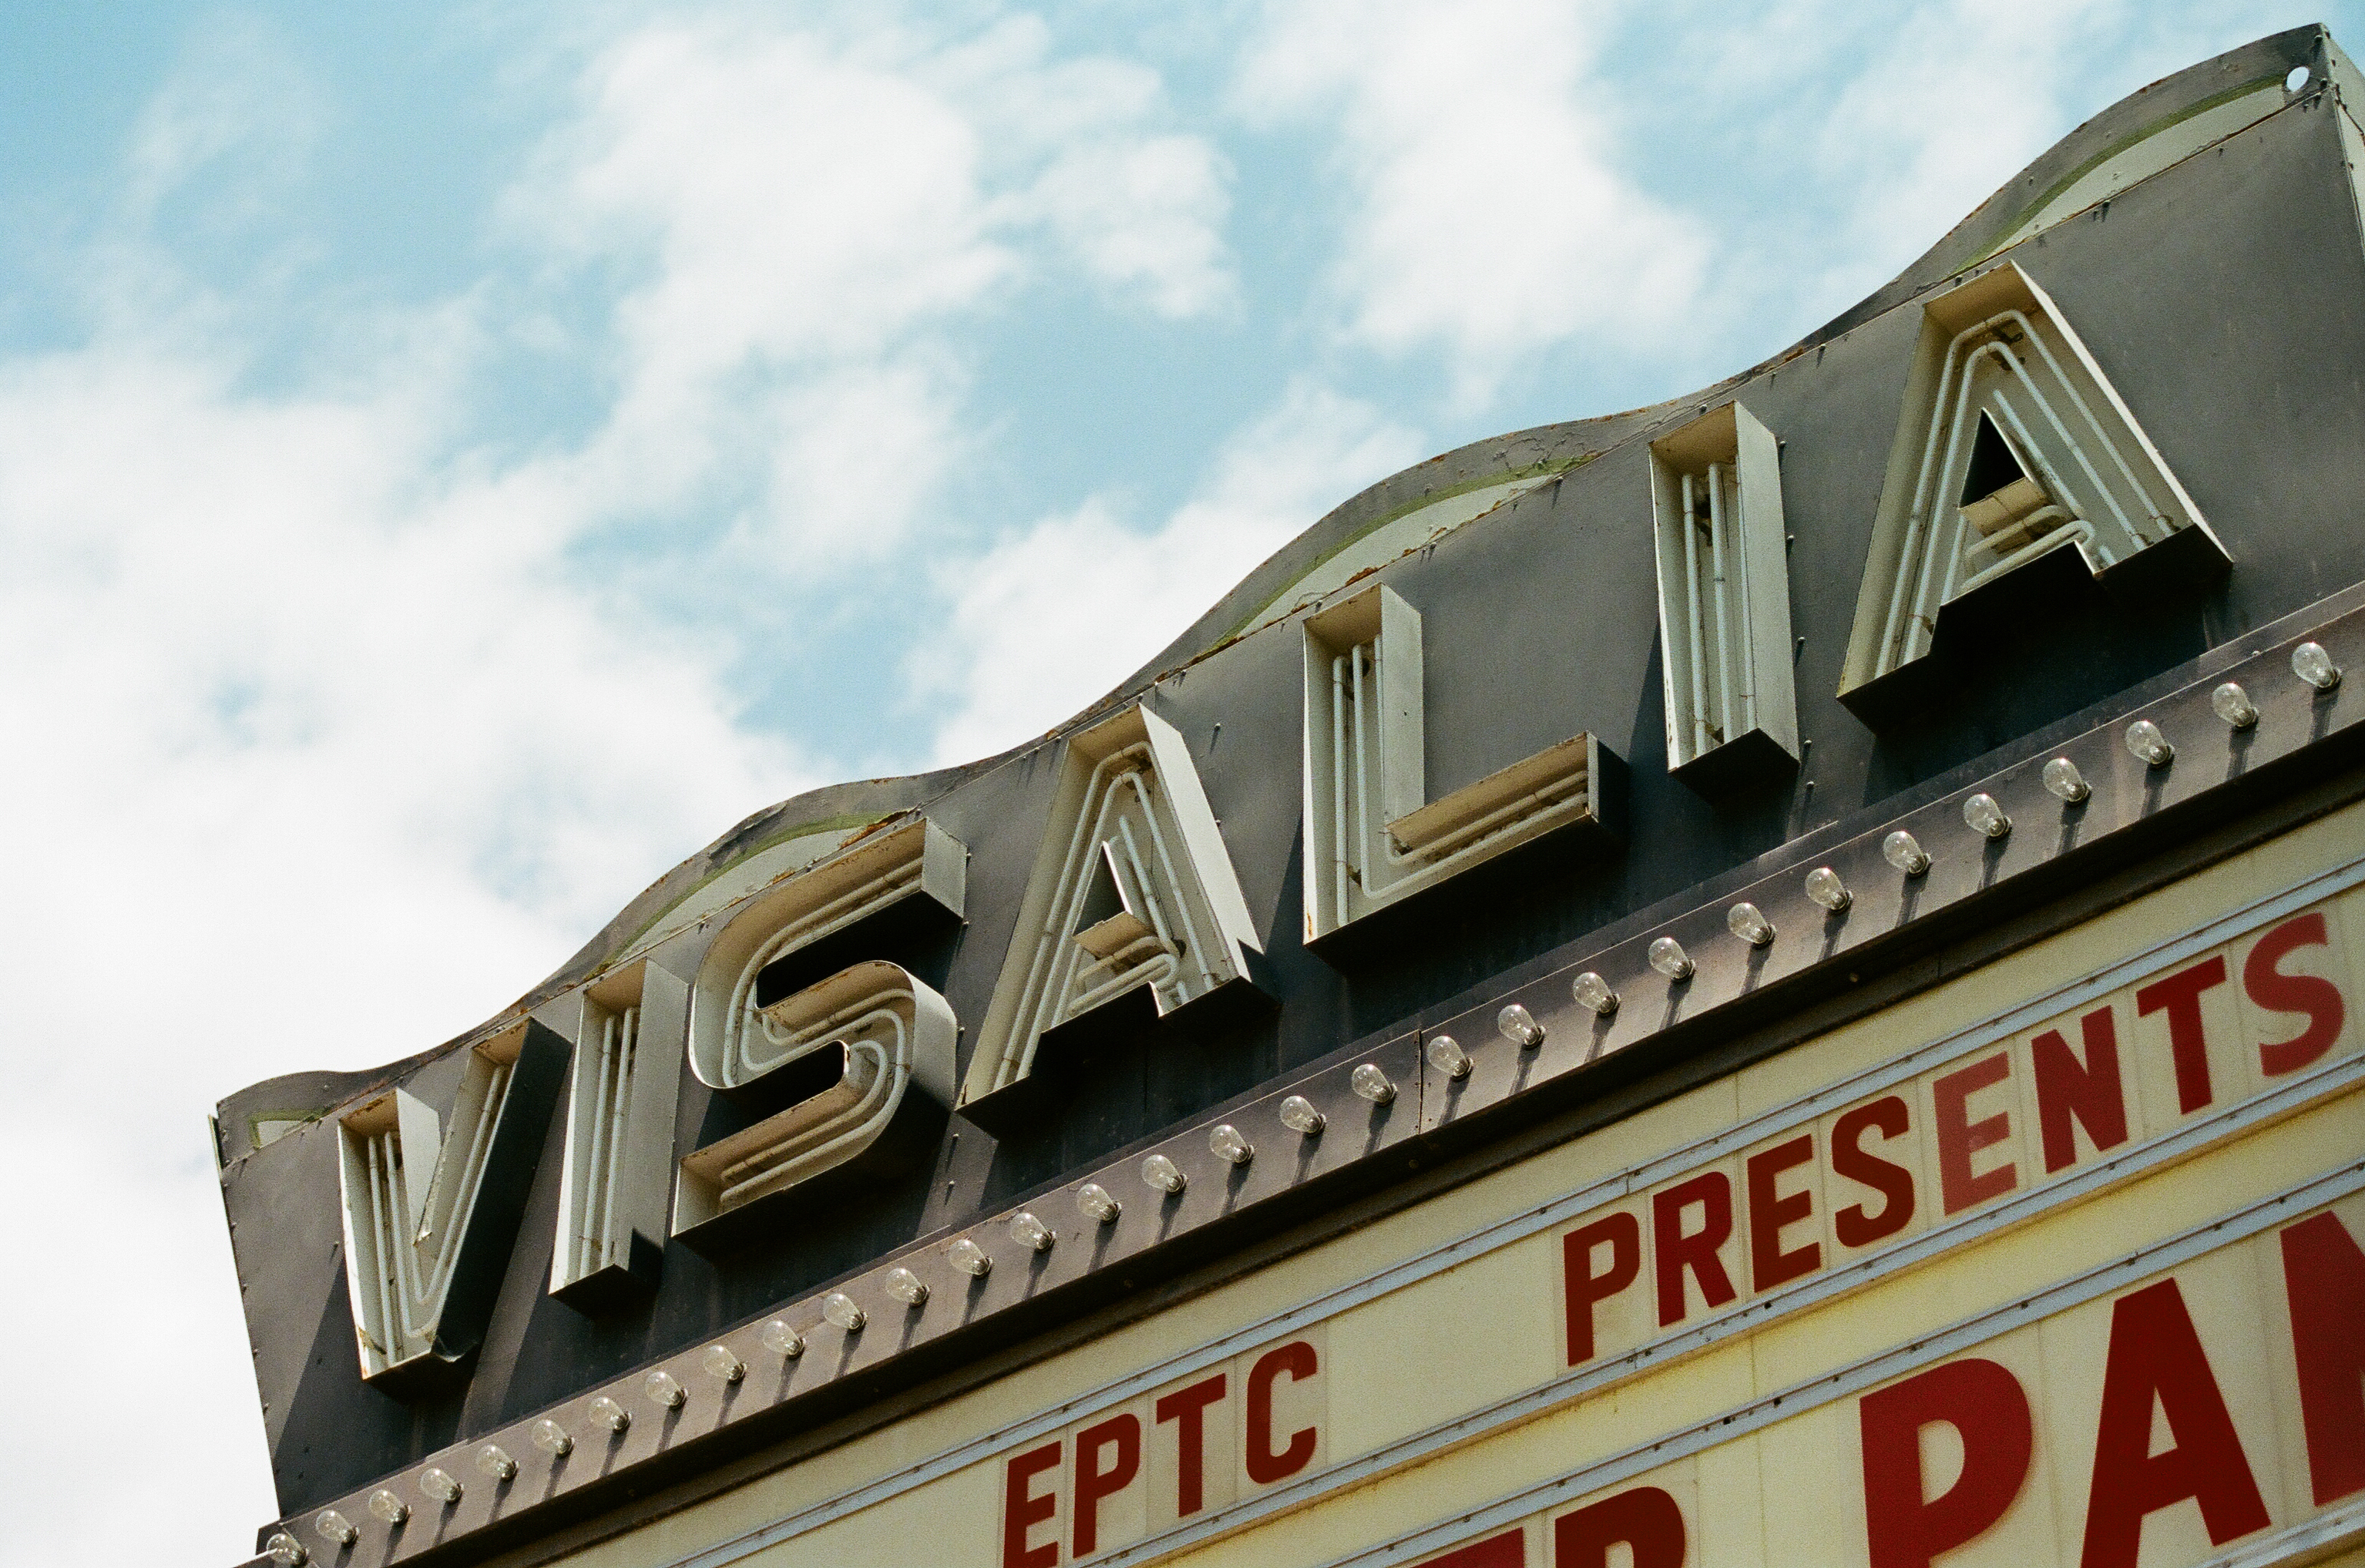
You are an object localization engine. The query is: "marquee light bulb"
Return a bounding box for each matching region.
[947,1237,992,1277]
[2212,681,2259,730]
[701,1344,745,1384]
[1962,792,2011,840]
[2041,757,2090,803]
[1883,830,1931,876]
[885,1268,929,1307]
[1496,1002,1544,1048]
[1349,1063,1396,1103]
[420,1468,462,1506]
[822,1292,866,1331]
[475,1443,517,1482]
[1570,971,1618,1016]
[1425,1033,1473,1079]
[2126,718,2174,767]
[531,1419,574,1457]
[759,1319,805,1358]
[2294,640,2342,690]
[1076,1183,1122,1224]
[644,1369,687,1409]
[1142,1153,1188,1194]
[367,1489,409,1526]
[1010,1211,1056,1251]
[1648,936,1693,980]
[1727,902,1775,947]
[313,1510,357,1548]
[264,1532,309,1566]
[1209,1123,1255,1165]
[1278,1094,1325,1136]
[589,1396,630,1434]
[1804,867,1850,913]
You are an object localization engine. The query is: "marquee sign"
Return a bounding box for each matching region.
[218,25,2365,1568]
[976,876,2364,1567]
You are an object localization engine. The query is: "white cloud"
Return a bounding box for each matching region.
[939,15,1236,317]
[1651,0,2313,341]
[1238,0,1706,401]
[523,12,1235,556]
[918,380,1421,764]
[1023,128,1235,317]
[0,337,811,1559]
[0,12,1243,1556]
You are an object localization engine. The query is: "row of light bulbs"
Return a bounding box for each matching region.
[263,640,2343,1568]
[1515,646,2340,1033]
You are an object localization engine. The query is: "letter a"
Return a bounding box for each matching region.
[960,703,1266,1126]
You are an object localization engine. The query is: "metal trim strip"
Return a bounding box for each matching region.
[2200,1495,2365,1568]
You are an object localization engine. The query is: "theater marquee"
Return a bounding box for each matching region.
[216,27,2365,1568]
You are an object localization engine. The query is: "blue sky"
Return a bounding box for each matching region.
[2,2,2356,1557]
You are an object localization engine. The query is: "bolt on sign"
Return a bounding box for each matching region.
[217,26,2365,1568]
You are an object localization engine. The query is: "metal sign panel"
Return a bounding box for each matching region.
[223,25,2365,1566]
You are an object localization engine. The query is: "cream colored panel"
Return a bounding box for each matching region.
[746,1464,998,1567]
[1241,1194,2360,1568]
[1329,1234,1555,1458]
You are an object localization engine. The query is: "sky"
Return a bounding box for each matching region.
[0,2,2355,1559]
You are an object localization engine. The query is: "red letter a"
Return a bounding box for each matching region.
[2080,1279,2269,1568]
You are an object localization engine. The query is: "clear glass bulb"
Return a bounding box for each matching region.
[946,1237,992,1277]
[1962,792,2011,839]
[822,1291,866,1331]
[475,1442,517,1481]
[1142,1153,1188,1193]
[701,1344,745,1383]
[1425,1033,1472,1079]
[589,1395,630,1433]
[313,1509,357,1547]
[1570,971,1618,1016]
[1076,1182,1122,1223]
[1496,1002,1544,1048]
[2126,718,2173,766]
[1648,935,1693,979]
[2041,757,2089,803]
[644,1368,687,1409]
[1278,1094,1325,1135]
[420,1467,462,1506]
[367,1489,409,1526]
[2294,640,2342,691]
[531,1418,574,1457]
[264,1531,309,1566]
[1349,1063,1396,1103]
[760,1318,805,1358]
[1804,867,1850,912]
[885,1268,929,1307]
[1209,1123,1255,1164]
[1010,1211,1055,1251]
[2211,680,2259,729]
[1883,829,1930,875]
[1727,902,1775,946]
